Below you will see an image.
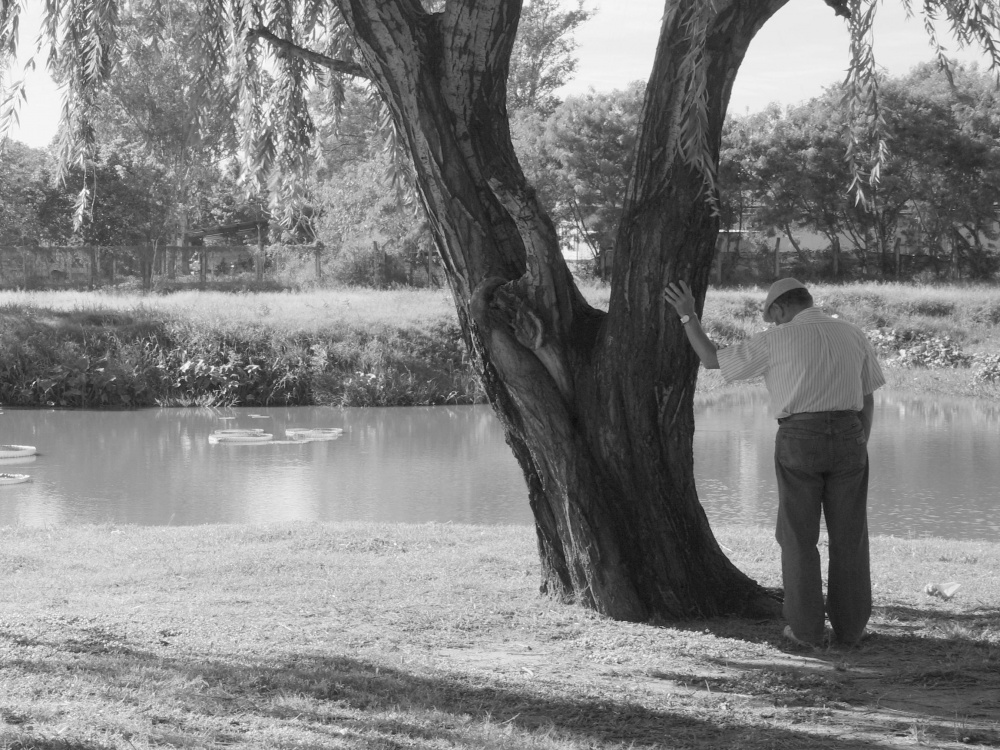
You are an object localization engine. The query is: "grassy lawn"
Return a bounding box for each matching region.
[0,522,997,749]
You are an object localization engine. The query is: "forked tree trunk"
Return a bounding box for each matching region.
[341,0,788,621]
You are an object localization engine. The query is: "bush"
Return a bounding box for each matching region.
[329,242,410,288]
[868,328,972,368]
[972,353,1000,383]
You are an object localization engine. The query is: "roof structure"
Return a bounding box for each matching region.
[183,219,267,246]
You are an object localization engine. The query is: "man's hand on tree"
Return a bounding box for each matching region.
[664,280,696,319]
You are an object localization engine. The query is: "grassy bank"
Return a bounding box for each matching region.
[0,282,998,408]
[0,289,480,408]
[0,522,997,749]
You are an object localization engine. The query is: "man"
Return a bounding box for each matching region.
[664,278,885,648]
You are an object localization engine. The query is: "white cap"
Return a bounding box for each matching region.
[762,278,808,323]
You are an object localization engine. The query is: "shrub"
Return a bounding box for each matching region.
[972,353,1000,383]
[868,328,972,369]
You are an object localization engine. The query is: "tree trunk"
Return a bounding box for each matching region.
[340,0,786,621]
[257,224,266,282]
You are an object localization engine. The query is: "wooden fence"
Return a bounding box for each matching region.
[0,244,260,288]
[0,243,444,289]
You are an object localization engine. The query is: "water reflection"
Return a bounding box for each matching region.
[0,405,531,526]
[0,391,997,540]
[693,388,1000,541]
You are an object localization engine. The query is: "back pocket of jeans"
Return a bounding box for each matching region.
[775,433,824,469]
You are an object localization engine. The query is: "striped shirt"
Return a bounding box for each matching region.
[717,307,885,419]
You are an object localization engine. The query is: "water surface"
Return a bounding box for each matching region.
[0,390,996,540]
[694,389,1000,541]
[0,406,526,526]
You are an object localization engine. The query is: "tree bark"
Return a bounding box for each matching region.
[339,0,787,621]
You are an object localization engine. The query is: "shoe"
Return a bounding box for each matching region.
[783,625,820,650]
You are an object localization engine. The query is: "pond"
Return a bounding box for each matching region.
[694,389,1000,542]
[0,390,996,541]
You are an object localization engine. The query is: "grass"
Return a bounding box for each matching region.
[698,282,1000,399]
[700,282,1000,353]
[0,522,997,749]
[0,288,458,334]
[0,281,998,408]
[0,288,479,408]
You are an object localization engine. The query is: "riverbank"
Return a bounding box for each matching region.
[0,282,998,407]
[0,522,997,749]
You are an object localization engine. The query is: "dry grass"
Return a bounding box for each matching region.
[0,523,997,749]
[0,288,458,335]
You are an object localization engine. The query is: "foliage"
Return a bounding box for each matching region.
[36,143,174,247]
[507,0,593,115]
[0,291,481,408]
[309,149,432,287]
[973,353,1000,383]
[720,63,1000,282]
[513,83,643,275]
[309,81,382,180]
[87,0,254,253]
[867,328,973,368]
[0,141,49,245]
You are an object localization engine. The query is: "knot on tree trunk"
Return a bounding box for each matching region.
[472,276,574,403]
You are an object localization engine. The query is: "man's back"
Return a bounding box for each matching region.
[717,308,883,418]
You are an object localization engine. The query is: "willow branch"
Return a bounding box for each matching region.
[248,26,369,79]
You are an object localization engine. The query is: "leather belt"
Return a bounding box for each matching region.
[777,410,860,424]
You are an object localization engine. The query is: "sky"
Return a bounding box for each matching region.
[3,0,996,149]
[560,0,995,112]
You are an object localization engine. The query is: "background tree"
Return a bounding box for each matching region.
[721,63,1000,281]
[87,0,239,245]
[36,145,166,248]
[515,83,643,278]
[886,63,1000,280]
[8,0,999,622]
[718,105,785,278]
[0,141,48,245]
[507,0,593,115]
[311,149,425,286]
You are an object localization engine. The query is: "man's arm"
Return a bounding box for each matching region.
[860,392,874,442]
[663,281,720,370]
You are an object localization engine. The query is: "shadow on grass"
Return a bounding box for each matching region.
[5,622,997,750]
[877,602,1000,624]
[0,740,112,750]
[685,604,1000,747]
[137,652,913,749]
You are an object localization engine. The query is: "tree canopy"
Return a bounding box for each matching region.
[721,62,1000,280]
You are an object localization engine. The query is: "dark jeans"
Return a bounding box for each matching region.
[774,412,871,644]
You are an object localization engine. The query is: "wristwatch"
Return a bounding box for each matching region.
[679,314,694,325]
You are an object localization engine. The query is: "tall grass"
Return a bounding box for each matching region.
[0,289,478,408]
[0,282,997,408]
[0,287,458,333]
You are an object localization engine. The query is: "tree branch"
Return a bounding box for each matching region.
[248,27,369,79]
